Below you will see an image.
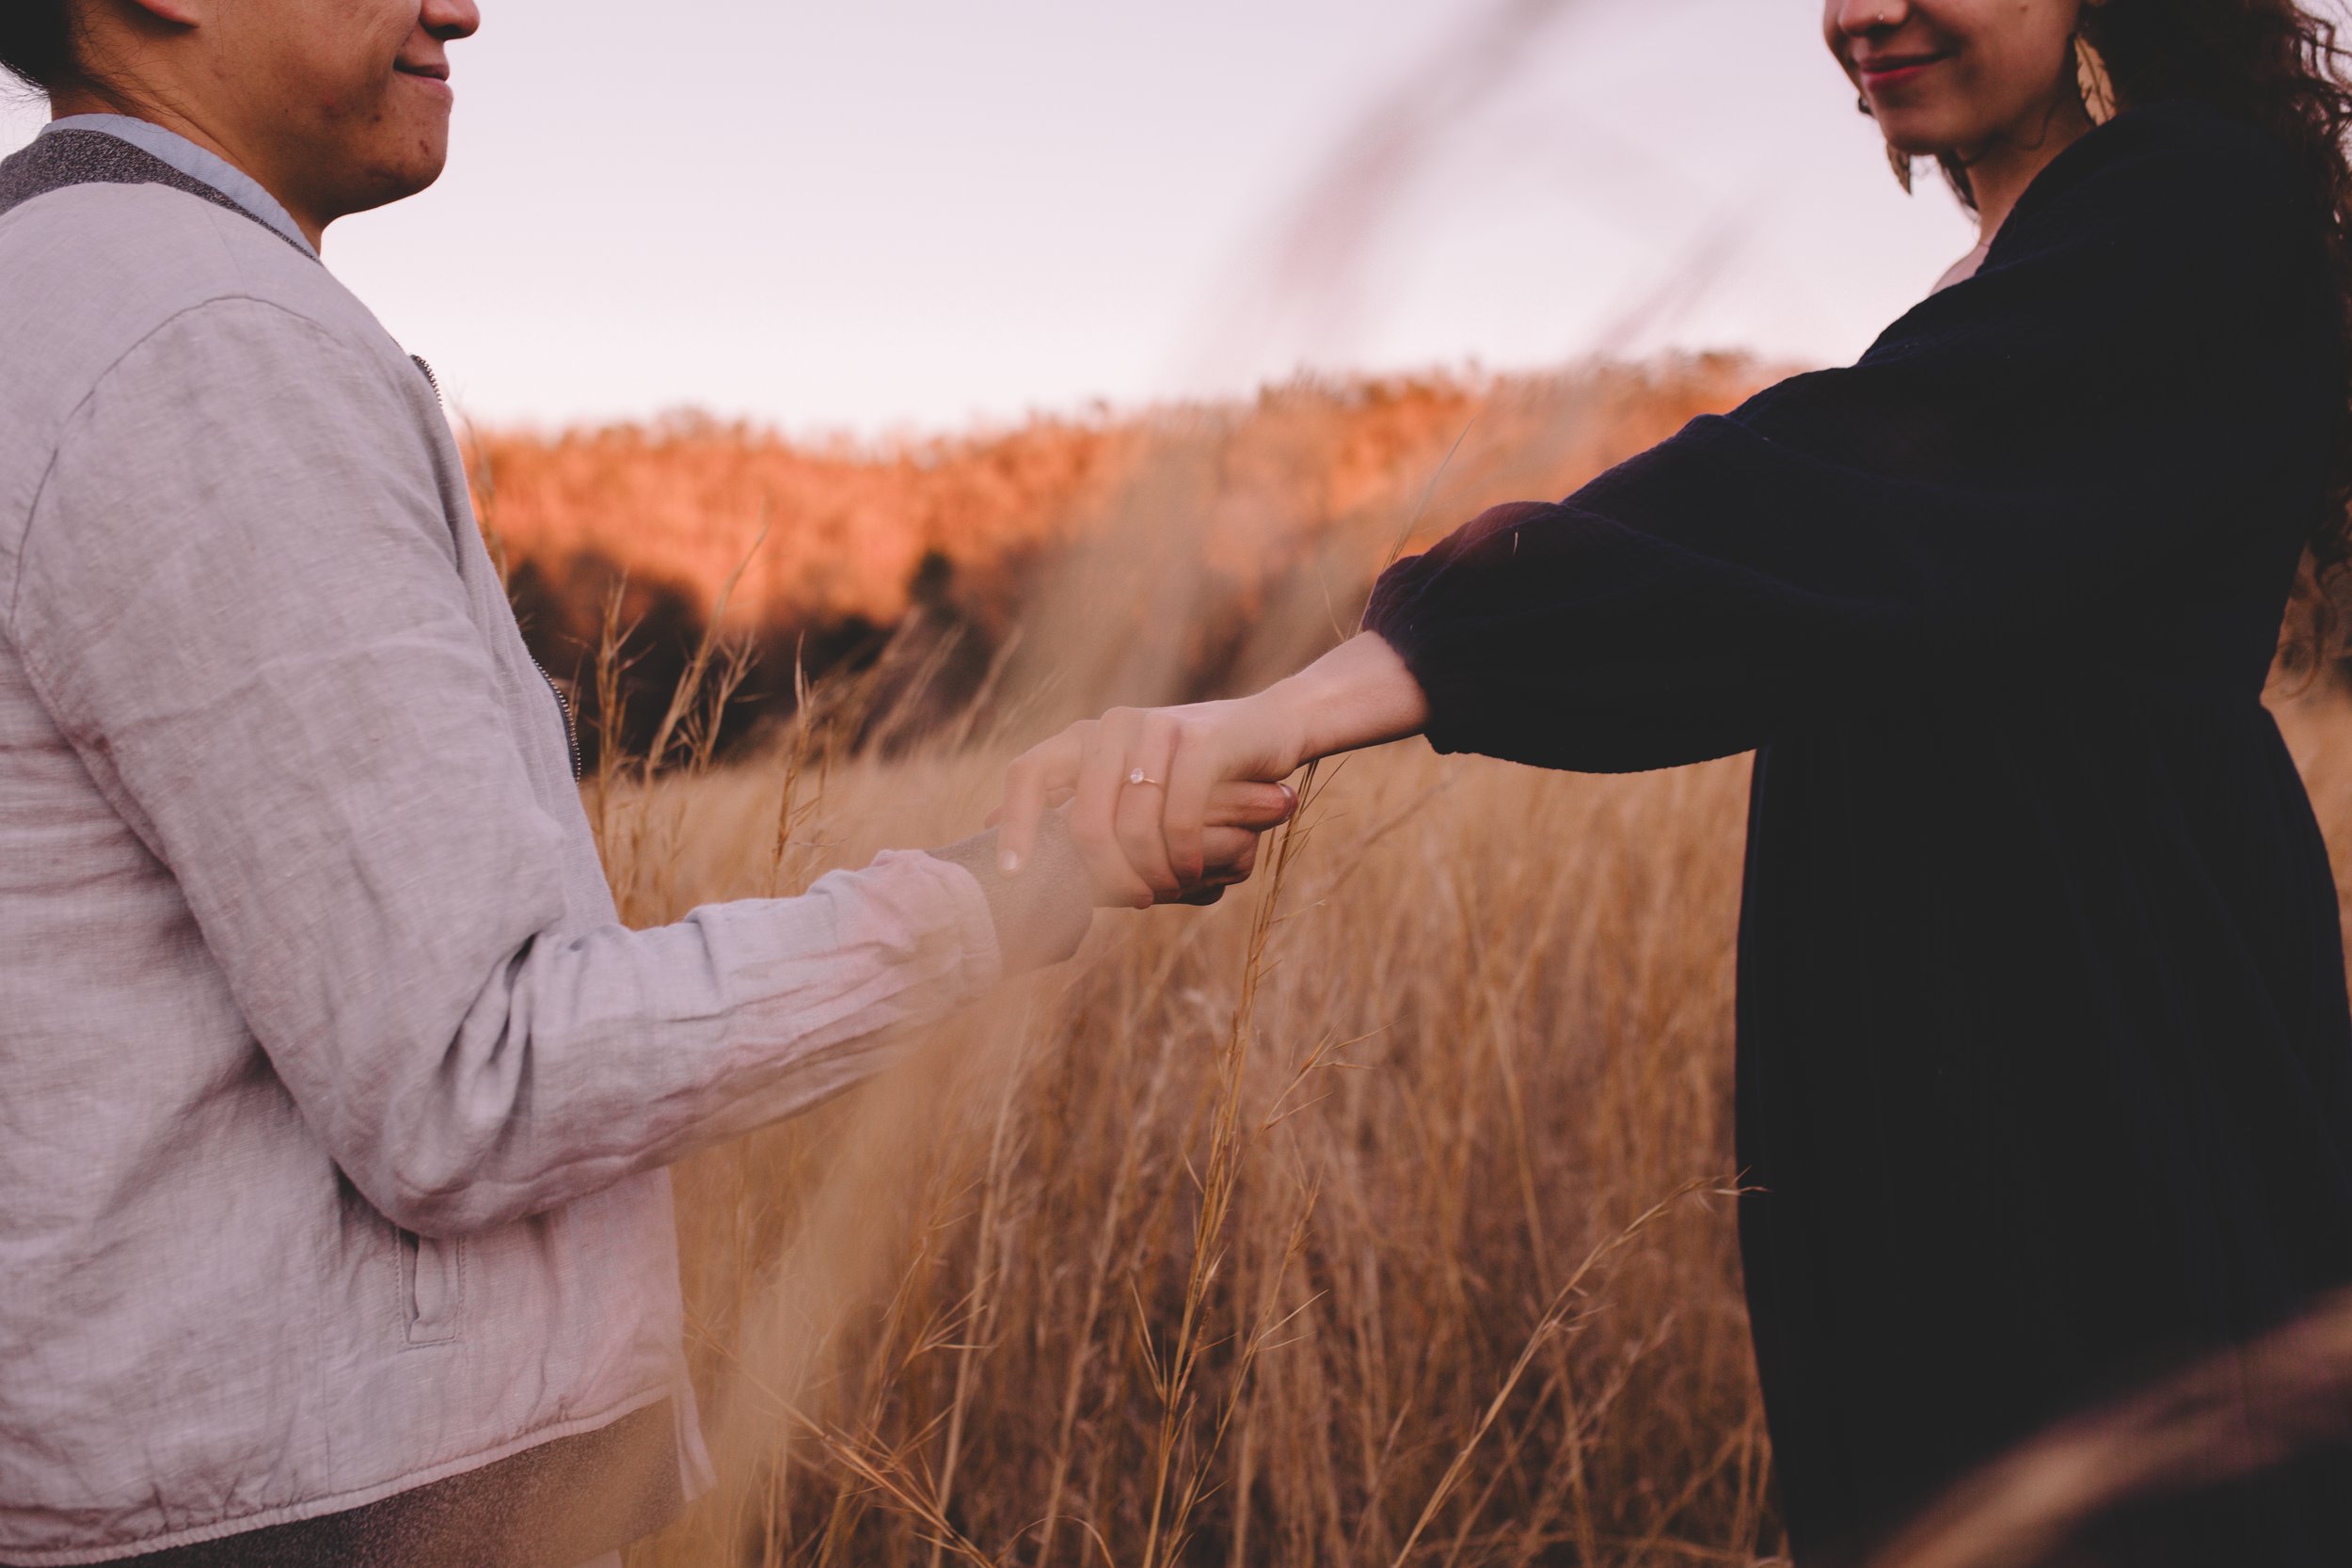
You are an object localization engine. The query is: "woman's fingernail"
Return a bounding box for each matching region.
[999,849,1022,874]
[1279,783,1297,805]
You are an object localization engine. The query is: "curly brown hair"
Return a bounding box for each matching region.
[1899,0,2352,673]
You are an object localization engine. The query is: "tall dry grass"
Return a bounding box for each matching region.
[605,713,1765,1568]
[541,365,2352,1564]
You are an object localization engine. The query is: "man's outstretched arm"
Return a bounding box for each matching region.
[11,296,1283,1238]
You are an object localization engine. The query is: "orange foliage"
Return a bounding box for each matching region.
[466,356,1780,635]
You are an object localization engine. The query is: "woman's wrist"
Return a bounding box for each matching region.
[1262,632,1430,767]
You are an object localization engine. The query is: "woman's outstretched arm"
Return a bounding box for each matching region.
[1001,103,2329,903]
[997,633,1429,906]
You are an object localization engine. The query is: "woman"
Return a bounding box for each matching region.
[1000,0,2352,1559]
[0,5,1290,1566]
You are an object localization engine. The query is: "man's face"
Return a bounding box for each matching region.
[211,0,480,229]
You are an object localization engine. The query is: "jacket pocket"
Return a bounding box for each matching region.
[397,1228,465,1346]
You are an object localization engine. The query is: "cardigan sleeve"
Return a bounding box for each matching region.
[1363,103,2337,773]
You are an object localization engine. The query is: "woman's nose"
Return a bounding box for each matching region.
[1831,0,1909,37]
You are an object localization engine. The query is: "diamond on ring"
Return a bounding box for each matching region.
[1127,768,1164,788]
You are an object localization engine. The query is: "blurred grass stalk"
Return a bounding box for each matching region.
[1867,1288,2352,1568]
[573,356,1772,1560]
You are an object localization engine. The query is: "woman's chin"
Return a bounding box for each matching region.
[1873,109,1973,164]
[1883,128,1962,164]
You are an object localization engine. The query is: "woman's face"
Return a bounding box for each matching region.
[1823,0,2088,159]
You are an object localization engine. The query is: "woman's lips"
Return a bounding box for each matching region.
[1858,54,1947,91]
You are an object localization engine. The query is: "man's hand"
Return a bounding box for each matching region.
[935,776,1296,972]
[996,775,1299,911]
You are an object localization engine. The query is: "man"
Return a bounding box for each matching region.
[0,3,1291,1564]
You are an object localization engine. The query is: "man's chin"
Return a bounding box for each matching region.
[342,140,453,217]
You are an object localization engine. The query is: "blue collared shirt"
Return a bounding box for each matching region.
[41,112,316,257]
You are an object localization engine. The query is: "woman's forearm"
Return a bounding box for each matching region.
[1259,632,1432,768]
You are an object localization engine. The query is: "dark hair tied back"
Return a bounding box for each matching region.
[0,0,76,95]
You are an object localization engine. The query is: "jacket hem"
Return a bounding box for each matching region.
[0,1386,678,1567]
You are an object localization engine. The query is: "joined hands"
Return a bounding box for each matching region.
[993,633,1433,909]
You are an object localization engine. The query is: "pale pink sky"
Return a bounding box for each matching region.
[1,0,1986,436]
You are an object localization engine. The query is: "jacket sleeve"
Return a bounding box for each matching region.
[8,296,1078,1239]
[1363,106,2337,772]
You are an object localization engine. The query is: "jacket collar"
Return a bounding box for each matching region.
[41,113,315,257]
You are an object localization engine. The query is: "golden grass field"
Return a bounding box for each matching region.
[607,727,1766,1568]
[473,364,2352,1568]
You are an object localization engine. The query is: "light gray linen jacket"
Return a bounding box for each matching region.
[0,138,1057,1564]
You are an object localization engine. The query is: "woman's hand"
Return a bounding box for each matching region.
[996,633,1432,906]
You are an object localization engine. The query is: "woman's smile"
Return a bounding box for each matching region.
[1856,49,1953,92]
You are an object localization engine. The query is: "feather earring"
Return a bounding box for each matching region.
[2075,32,2116,123]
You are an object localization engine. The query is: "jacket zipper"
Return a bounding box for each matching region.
[533,659,584,783]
